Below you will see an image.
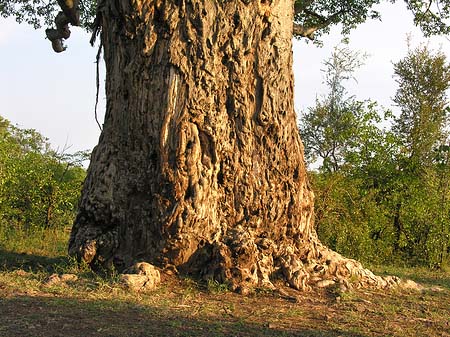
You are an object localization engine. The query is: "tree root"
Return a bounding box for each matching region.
[279,243,402,292]
[188,226,417,294]
[70,221,420,294]
[46,0,80,52]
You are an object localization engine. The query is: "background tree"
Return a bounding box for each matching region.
[304,43,450,269]
[390,44,450,266]
[299,45,374,172]
[432,144,450,267]
[393,43,450,167]
[300,46,397,264]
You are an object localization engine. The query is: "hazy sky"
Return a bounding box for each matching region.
[1,1,449,153]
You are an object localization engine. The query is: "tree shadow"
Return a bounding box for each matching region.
[374,267,450,290]
[0,248,68,273]
[0,295,368,337]
[406,274,450,290]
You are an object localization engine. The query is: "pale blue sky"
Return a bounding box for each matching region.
[1,1,449,153]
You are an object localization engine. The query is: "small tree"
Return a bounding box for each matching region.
[299,46,401,264]
[393,44,450,167]
[390,44,450,266]
[299,46,380,172]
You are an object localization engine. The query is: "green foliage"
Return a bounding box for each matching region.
[295,0,450,40]
[393,43,450,166]
[294,0,384,39]
[207,279,230,294]
[2,0,450,41]
[405,0,450,35]
[0,116,87,232]
[301,44,450,269]
[388,44,450,268]
[0,221,69,259]
[299,46,383,172]
[0,0,96,30]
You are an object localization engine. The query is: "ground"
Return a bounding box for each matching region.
[0,229,449,337]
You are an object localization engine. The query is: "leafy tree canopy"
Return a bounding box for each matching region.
[0,0,95,30]
[295,0,450,40]
[1,0,450,40]
[392,43,450,166]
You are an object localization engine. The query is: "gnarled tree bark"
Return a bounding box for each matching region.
[69,0,401,292]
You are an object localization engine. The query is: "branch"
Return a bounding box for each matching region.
[426,0,433,14]
[45,0,80,52]
[293,23,319,40]
[293,10,345,40]
[303,9,328,23]
[294,0,316,15]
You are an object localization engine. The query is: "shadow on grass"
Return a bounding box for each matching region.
[404,274,450,290]
[0,295,368,337]
[0,248,68,274]
[374,266,450,290]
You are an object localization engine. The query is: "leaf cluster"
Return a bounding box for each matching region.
[0,0,96,30]
[1,0,450,40]
[294,0,450,41]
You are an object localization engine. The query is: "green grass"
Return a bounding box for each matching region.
[371,264,450,290]
[0,222,68,260]
[1,224,450,337]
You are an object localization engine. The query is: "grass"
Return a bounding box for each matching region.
[371,264,450,290]
[0,222,69,258]
[1,225,450,337]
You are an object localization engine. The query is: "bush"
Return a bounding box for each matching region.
[0,116,87,232]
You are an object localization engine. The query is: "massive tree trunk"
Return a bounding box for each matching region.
[69,0,400,292]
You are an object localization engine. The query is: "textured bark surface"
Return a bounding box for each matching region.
[69,0,401,292]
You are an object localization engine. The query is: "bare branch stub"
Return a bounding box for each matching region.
[46,0,80,53]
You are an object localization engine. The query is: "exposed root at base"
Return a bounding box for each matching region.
[280,243,403,292]
[189,227,421,294]
[69,224,422,294]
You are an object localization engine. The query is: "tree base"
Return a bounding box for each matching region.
[69,220,421,293]
[175,226,403,293]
